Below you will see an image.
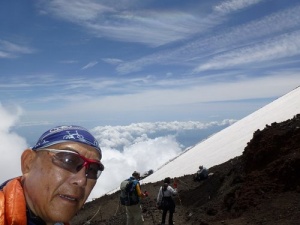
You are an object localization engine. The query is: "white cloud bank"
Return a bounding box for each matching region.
[0,103,27,181]
[0,102,235,201]
[88,120,235,200]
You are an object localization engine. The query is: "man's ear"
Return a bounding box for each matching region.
[21,149,36,174]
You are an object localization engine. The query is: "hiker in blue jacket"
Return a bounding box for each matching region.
[123,171,148,225]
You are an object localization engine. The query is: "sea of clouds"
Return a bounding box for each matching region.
[0,104,235,200]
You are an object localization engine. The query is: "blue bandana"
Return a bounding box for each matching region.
[31,125,101,153]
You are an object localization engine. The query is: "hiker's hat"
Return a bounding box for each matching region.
[163,177,171,184]
[31,125,101,154]
[132,171,140,178]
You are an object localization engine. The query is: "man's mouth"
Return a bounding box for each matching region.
[59,194,78,202]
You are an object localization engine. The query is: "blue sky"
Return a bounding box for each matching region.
[1,0,300,128]
[1,0,300,198]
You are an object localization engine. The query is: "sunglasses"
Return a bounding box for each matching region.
[36,148,104,179]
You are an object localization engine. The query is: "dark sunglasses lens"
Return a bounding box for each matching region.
[53,152,102,179]
[53,152,84,173]
[86,163,102,179]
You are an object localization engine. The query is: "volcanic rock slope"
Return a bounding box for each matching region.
[71,106,300,224]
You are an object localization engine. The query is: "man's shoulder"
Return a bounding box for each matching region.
[167,185,174,191]
[0,178,13,190]
[124,178,139,187]
[132,180,139,186]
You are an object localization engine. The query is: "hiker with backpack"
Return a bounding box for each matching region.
[156,177,178,225]
[120,171,148,225]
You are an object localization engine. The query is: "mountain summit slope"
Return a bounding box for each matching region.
[71,113,300,225]
[71,87,300,225]
[142,86,300,182]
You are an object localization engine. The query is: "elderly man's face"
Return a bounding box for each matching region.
[21,142,101,223]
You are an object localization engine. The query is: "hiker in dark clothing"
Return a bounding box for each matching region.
[194,165,209,181]
[156,177,178,225]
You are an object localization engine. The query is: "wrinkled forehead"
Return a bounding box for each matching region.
[50,142,101,159]
[31,125,101,156]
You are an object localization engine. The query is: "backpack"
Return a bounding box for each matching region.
[119,179,139,206]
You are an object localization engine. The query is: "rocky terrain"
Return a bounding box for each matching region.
[71,114,300,225]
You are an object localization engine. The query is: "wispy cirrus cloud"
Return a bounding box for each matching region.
[194,30,300,72]
[85,11,213,47]
[81,61,98,70]
[59,60,79,64]
[35,73,300,119]
[0,40,36,58]
[38,0,218,47]
[214,0,263,14]
[102,58,123,65]
[3,71,299,127]
[39,0,115,21]
[115,4,300,74]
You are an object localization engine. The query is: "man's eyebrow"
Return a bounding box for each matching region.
[57,147,78,152]
[58,146,101,160]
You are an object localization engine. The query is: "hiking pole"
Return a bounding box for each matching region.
[83,205,102,225]
[146,197,157,225]
[114,200,120,216]
[176,178,189,187]
[177,192,182,205]
[140,204,145,222]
